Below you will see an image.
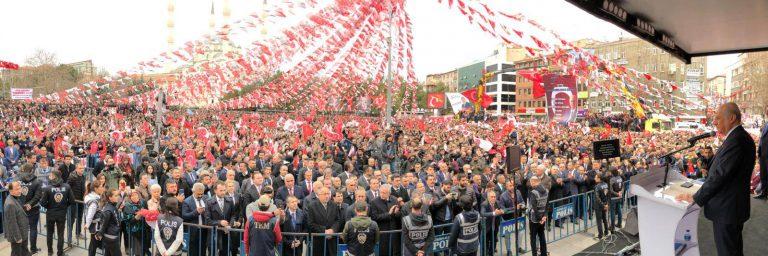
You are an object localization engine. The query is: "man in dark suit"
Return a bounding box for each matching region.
[276,174,306,204]
[391,174,411,203]
[205,181,238,256]
[755,106,768,199]
[182,183,210,256]
[370,184,403,256]
[480,190,504,256]
[280,196,306,256]
[678,103,756,256]
[306,187,341,256]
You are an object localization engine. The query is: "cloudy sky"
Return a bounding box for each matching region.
[0,0,737,80]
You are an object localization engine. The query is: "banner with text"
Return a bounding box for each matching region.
[10,88,33,100]
[543,74,578,123]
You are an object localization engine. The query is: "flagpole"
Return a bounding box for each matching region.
[385,4,394,127]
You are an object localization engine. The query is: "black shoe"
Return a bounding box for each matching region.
[753,194,767,200]
[31,248,41,254]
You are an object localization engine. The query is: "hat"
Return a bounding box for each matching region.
[257,195,271,207]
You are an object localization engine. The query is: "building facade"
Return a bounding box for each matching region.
[424,70,458,92]
[729,51,768,116]
[590,38,708,115]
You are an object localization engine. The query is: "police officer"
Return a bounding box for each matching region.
[402,198,435,256]
[150,197,185,256]
[608,168,624,231]
[342,202,380,256]
[41,170,75,256]
[527,176,549,256]
[244,195,282,256]
[593,174,610,239]
[14,163,43,254]
[448,195,479,256]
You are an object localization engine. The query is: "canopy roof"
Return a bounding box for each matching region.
[566,0,768,63]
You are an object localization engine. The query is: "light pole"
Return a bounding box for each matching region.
[385,4,394,127]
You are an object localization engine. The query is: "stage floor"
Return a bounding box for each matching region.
[574,231,639,256]
[698,198,768,256]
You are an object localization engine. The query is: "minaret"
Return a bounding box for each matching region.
[208,0,216,38]
[222,0,231,38]
[167,0,175,49]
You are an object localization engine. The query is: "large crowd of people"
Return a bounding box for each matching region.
[0,101,750,256]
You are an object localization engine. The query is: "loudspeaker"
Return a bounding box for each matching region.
[623,207,639,236]
[506,146,521,173]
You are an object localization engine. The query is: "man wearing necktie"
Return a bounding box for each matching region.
[755,106,768,200]
[182,183,209,256]
[205,182,237,256]
[280,196,306,256]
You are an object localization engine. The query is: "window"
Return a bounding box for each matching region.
[501,105,514,111]
[502,74,516,82]
[502,84,515,92]
[486,65,498,72]
[501,64,514,71]
[501,94,515,103]
[486,84,497,92]
[488,75,498,82]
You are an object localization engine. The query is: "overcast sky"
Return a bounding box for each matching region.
[0,0,737,80]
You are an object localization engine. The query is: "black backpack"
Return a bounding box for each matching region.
[87,200,103,234]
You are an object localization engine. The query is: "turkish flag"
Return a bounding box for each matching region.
[372,95,386,109]
[426,93,446,108]
[519,70,545,98]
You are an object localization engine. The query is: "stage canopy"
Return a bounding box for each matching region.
[566,0,768,63]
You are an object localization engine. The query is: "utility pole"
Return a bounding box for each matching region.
[385,5,394,127]
[154,89,165,153]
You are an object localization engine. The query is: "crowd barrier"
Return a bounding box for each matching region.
[0,181,636,256]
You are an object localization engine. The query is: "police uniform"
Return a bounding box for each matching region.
[16,172,43,252]
[448,210,480,256]
[593,181,610,238]
[154,214,185,255]
[608,175,624,230]
[528,185,548,256]
[41,175,75,256]
[342,216,379,256]
[402,213,435,256]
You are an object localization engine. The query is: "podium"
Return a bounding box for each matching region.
[629,166,702,256]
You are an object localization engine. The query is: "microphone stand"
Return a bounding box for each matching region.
[657,143,695,189]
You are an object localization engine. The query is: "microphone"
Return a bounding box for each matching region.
[687,131,716,144]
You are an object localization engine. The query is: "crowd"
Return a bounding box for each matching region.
[0,101,728,256]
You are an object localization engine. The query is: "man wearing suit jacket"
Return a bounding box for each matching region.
[369,184,403,256]
[182,183,209,256]
[205,181,239,256]
[4,181,31,256]
[306,187,341,256]
[280,196,306,256]
[391,175,411,202]
[276,174,306,204]
[755,106,768,199]
[678,103,757,256]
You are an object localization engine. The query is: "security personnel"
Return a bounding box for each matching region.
[41,170,75,256]
[402,198,435,256]
[244,195,282,256]
[593,174,610,239]
[448,195,480,256]
[15,163,43,254]
[527,176,549,256]
[342,202,380,256]
[152,198,185,256]
[608,168,624,231]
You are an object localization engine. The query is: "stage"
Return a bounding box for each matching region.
[698,198,768,256]
[574,231,640,256]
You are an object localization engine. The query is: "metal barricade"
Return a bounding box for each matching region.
[184,223,216,256]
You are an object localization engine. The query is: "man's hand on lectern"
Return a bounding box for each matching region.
[676,193,694,203]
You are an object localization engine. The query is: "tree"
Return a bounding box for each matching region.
[25,49,59,67]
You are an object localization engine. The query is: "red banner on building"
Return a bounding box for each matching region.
[426,93,446,108]
[543,74,578,123]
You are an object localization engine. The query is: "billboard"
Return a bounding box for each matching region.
[10,88,33,100]
[543,74,578,123]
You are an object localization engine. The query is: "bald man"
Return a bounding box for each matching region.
[678,102,756,256]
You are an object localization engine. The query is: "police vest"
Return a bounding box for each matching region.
[529,188,549,221]
[246,216,279,256]
[403,215,433,250]
[609,176,623,196]
[157,214,184,255]
[455,212,479,254]
[47,185,72,213]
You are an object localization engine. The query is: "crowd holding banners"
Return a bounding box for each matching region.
[0,100,763,256]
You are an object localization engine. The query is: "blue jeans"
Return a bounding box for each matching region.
[610,199,623,230]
